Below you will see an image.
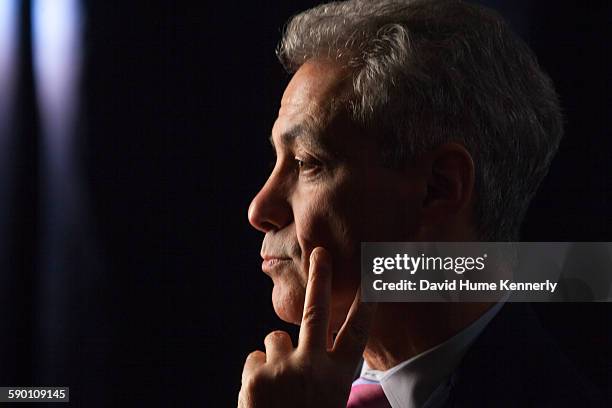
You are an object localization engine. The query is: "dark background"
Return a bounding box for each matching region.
[1,0,609,406]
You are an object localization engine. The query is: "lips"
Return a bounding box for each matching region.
[261,256,292,274]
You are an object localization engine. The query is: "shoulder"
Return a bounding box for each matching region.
[446,303,604,407]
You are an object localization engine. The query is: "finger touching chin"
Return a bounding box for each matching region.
[272,283,306,325]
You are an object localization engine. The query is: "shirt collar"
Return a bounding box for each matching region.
[360,298,506,408]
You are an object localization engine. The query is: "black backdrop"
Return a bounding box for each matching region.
[1,1,610,406]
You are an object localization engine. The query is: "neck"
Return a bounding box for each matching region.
[363,302,494,371]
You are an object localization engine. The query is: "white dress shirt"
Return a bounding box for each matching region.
[359,300,506,408]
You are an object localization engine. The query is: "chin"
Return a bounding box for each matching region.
[271,284,306,325]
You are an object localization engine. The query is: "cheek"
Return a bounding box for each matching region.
[293,185,360,270]
[360,181,420,242]
[292,183,363,321]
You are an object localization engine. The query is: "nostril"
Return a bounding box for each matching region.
[259,221,278,233]
[247,184,291,233]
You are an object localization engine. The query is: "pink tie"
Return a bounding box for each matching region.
[346,378,391,408]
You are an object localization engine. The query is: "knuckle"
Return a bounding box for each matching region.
[244,371,268,394]
[243,365,296,403]
[269,360,292,381]
[302,305,327,326]
[297,358,315,379]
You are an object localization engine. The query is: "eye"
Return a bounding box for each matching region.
[294,156,321,175]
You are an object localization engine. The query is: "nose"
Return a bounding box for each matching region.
[248,175,292,233]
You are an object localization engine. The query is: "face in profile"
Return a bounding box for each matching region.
[248,59,422,332]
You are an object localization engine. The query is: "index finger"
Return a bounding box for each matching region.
[298,247,333,351]
[331,285,378,364]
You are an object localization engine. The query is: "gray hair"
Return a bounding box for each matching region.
[277,0,563,241]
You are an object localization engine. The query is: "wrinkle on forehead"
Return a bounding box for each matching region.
[278,58,355,129]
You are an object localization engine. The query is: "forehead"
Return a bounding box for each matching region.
[273,59,354,140]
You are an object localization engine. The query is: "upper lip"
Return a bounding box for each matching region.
[261,254,291,261]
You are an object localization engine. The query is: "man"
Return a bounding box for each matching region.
[240,0,600,406]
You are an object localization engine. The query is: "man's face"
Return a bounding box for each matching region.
[248,59,422,331]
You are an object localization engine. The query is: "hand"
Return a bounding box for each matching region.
[238,247,377,408]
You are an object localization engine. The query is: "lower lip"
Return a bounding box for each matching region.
[262,258,292,273]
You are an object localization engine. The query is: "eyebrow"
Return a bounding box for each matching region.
[269,124,307,148]
[269,123,327,154]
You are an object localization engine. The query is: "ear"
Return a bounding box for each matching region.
[418,142,475,228]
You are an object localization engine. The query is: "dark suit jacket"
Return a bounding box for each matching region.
[355,303,605,407]
[444,302,603,407]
